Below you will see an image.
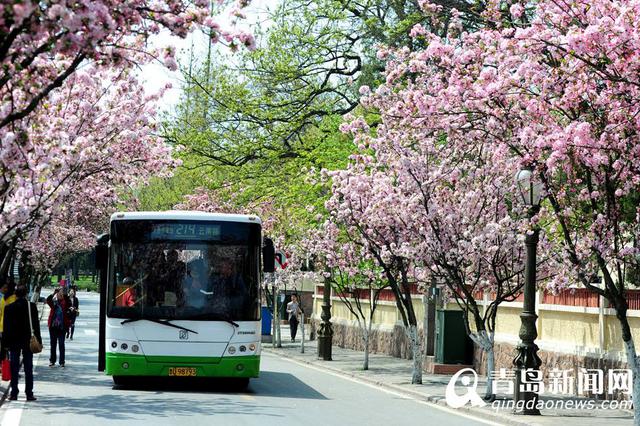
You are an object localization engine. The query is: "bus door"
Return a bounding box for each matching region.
[96,234,110,371]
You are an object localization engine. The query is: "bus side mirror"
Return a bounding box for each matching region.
[95,233,109,271]
[263,237,275,273]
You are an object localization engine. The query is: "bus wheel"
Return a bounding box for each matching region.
[231,378,249,391]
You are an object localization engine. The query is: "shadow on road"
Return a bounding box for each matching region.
[30,392,286,420]
[27,372,325,421]
[248,371,328,400]
[111,371,328,401]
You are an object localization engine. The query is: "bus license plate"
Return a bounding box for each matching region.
[168,367,197,377]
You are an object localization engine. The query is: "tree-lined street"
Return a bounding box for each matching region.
[0,292,492,426]
[3,0,640,424]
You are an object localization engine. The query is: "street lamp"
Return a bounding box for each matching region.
[513,168,543,415]
[317,267,333,360]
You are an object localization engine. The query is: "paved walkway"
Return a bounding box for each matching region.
[264,324,633,426]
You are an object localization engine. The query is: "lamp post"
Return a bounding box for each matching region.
[513,168,543,415]
[317,267,333,360]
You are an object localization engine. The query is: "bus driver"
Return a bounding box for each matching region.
[183,260,211,309]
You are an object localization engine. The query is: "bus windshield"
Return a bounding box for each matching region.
[107,220,260,321]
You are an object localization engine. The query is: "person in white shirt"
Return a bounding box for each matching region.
[286,294,302,342]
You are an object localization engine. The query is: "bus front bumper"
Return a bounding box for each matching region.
[105,353,260,378]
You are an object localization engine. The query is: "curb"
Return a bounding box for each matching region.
[264,347,532,426]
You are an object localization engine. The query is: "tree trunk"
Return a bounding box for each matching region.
[363,325,370,370]
[469,330,495,400]
[623,338,640,425]
[276,288,282,348]
[611,301,639,425]
[407,324,422,384]
[0,241,16,282]
[300,312,305,354]
[422,294,431,357]
[73,256,79,281]
[273,284,281,348]
[483,336,495,401]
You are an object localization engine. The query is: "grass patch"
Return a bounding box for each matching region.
[49,275,98,292]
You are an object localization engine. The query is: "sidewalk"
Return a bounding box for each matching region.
[264,324,633,426]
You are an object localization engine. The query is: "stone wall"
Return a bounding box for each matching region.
[312,317,631,399]
[310,319,424,361]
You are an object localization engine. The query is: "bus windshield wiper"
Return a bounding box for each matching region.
[121,318,199,334]
[186,313,239,328]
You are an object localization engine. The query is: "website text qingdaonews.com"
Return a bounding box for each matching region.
[492,398,633,412]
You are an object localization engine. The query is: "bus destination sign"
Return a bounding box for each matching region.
[150,223,221,240]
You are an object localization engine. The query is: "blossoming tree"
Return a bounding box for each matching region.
[0,0,254,133]
[361,0,640,417]
[0,0,253,283]
[305,221,389,370]
[3,68,177,289]
[325,156,426,384]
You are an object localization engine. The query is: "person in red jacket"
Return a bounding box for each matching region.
[46,288,71,368]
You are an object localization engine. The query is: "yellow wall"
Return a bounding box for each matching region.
[494,307,522,337]
[314,297,426,326]
[370,304,394,324]
[315,293,640,359]
[604,316,640,353]
[332,302,355,321]
[630,317,640,348]
[539,311,599,348]
[605,315,623,352]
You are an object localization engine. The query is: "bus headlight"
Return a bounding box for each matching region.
[111,341,118,349]
[131,345,139,353]
[121,343,128,351]
[249,343,256,352]
[239,345,246,352]
[228,346,236,354]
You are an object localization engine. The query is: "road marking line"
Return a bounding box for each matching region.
[84,329,97,336]
[264,353,505,426]
[1,400,24,426]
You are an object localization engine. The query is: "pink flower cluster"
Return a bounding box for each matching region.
[313,0,640,298]
[1,0,255,271]
[5,69,177,268]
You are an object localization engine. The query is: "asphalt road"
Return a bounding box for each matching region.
[0,292,497,426]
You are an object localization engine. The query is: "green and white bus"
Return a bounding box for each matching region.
[95,211,274,387]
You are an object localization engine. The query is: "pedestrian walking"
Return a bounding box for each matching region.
[46,288,71,367]
[286,294,302,342]
[3,285,42,401]
[66,288,79,340]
